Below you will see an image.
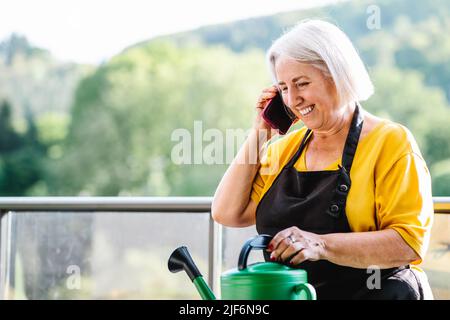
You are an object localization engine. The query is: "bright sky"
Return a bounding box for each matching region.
[0,0,340,64]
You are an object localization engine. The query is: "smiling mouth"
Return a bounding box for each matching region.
[297,104,315,116]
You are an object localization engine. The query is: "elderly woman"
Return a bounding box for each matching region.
[211,20,434,300]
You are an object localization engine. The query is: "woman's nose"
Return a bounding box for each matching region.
[287,89,303,108]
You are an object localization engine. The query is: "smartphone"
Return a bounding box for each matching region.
[261,91,297,135]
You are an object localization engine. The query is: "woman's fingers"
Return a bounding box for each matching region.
[269,227,298,251]
[256,93,275,110]
[267,227,325,264]
[269,237,290,261]
[258,92,275,102]
[269,233,302,261]
[289,249,308,265]
[270,240,308,265]
[280,242,306,262]
[256,86,279,106]
[270,240,307,264]
[262,85,278,93]
[268,227,321,264]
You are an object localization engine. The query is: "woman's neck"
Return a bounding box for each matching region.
[310,103,355,149]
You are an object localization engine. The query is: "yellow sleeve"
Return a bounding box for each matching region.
[375,152,434,264]
[250,174,264,204]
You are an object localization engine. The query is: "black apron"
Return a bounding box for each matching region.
[256,104,425,300]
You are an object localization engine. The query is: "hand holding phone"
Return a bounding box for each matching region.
[261,91,298,135]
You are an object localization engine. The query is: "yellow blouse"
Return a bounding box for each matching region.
[250,120,434,264]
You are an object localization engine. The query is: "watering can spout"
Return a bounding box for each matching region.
[168,246,216,300]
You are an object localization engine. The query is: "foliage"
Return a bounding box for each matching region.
[0,100,46,195]
[50,42,267,195]
[0,34,92,119]
[1,0,450,196]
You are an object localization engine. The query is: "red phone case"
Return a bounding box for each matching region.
[261,95,295,135]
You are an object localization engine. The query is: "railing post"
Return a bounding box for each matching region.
[0,210,13,300]
[0,210,3,299]
[208,214,222,298]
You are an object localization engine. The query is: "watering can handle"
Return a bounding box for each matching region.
[238,234,273,270]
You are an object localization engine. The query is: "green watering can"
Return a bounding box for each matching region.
[168,234,316,300]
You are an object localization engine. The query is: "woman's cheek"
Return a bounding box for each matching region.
[302,89,317,102]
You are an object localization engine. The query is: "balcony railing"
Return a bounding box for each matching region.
[0,196,449,299]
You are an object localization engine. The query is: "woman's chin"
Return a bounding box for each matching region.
[302,119,320,130]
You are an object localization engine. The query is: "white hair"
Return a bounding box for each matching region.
[266,19,374,106]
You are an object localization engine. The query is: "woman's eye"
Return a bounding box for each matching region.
[280,87,288,92]
[297,82,310,88]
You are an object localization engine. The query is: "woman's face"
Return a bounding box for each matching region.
[275,55,341,131]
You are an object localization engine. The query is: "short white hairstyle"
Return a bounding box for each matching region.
[266,19,374,106]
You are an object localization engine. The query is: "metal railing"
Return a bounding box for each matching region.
[0,196,449,299]
[0,196,222,299]
[432,197,450,213]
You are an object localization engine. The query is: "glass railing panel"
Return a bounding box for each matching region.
[421,214,450,299]
[1,211,210,300]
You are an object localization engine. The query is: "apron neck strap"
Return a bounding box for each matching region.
[341,102,363,172]
[286,128,312,168]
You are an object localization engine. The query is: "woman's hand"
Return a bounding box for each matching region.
[253,85,279,136]
[267,227,326,265]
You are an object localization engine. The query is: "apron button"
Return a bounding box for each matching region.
[330,204,339,212]
[339,184,349,192]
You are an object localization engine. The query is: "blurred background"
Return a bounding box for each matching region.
[0,0,449,299]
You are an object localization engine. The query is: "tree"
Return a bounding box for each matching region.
[364,66,450,195]
[0,100,46,195]
[0,100,22,152]
[52,41,268,196]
